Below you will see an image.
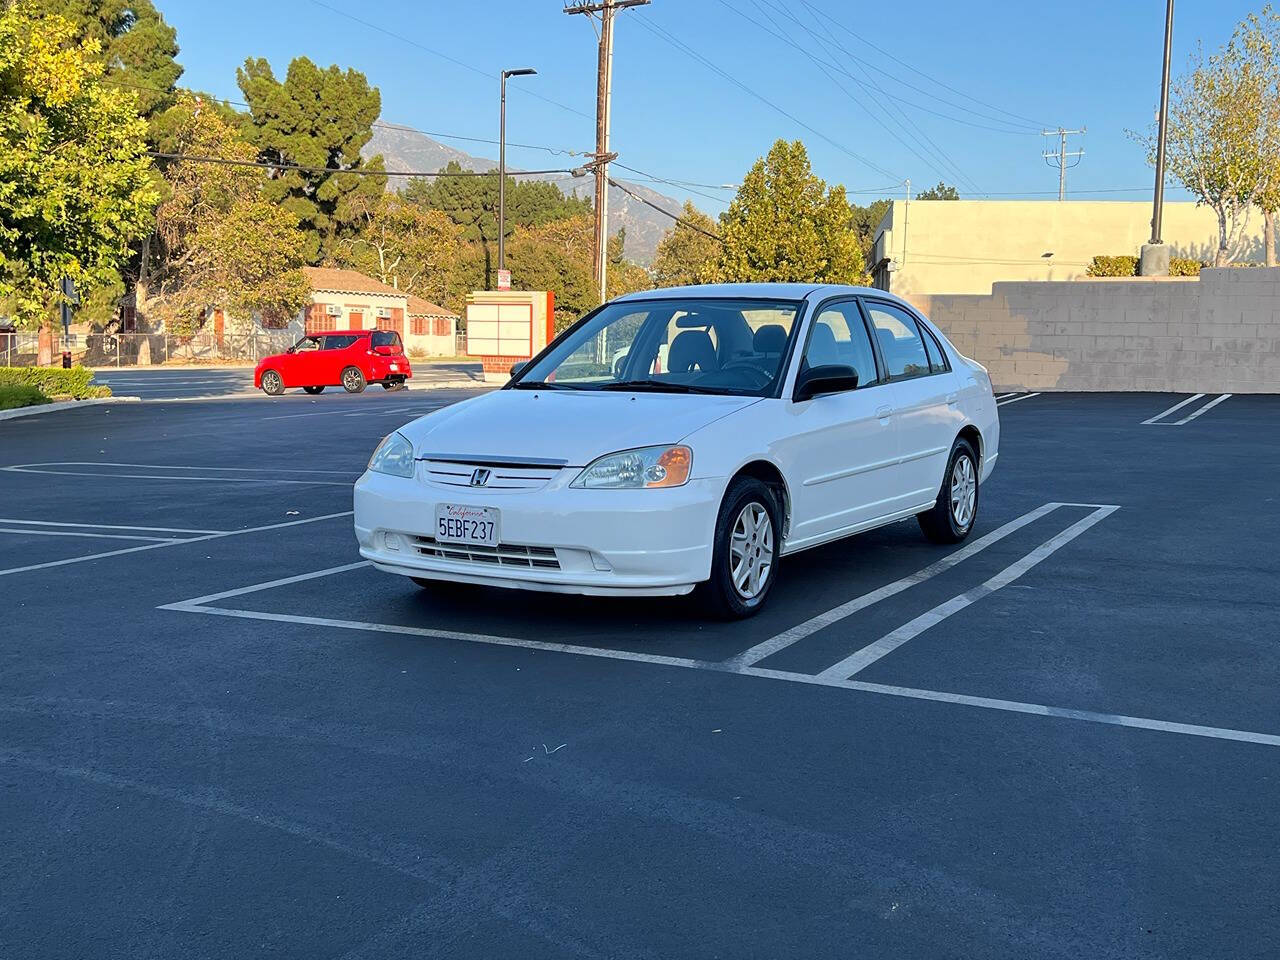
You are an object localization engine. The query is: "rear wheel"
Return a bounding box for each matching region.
[260,370,284,396]
[697,477,781,619]
[917,437,979,544]
[341,366,366,393]
[303,385,325,395]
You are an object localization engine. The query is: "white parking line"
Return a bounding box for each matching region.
[2,461,356,485]
[814,505,1119,680]
[996,392,1041,407]
[0,527,177,542]
[994,393,1016,401]
[1173,393,1232,424]
[1140,393,1204,424]
[0,511,352,578]
[0,518,224,534]
[157,562,1280,750]
[722,502,1067,671]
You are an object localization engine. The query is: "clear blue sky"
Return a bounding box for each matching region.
[164,0,1258,212]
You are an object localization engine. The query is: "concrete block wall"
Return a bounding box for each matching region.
[905,268,1280,393]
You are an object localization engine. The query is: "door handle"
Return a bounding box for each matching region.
[876,405,893,420]
[946,392,959,405]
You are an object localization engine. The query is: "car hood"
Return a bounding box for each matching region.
[398,390,761,466]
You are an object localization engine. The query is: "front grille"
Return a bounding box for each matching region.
[410,535,560,570]
[419,460,558,491]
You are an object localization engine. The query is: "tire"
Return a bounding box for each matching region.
[260,370,284,396]
[697,476,782,619]
[303,385,325,395]
[341,366,366,393]
[917,437,979,544]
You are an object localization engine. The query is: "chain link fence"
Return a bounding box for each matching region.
[1,331,300,367]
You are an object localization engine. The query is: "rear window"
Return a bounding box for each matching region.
[371,331,403,351]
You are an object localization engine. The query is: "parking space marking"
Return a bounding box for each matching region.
[158,559,1280,750]
[260,402,445,422]
[995,392,1041,407]
[0,518,224,534]
[2,462,356,485]
[0,527,178,542]
[0,511,352,578]
[815,505,1119,680]
[723,502,1066,670]
[1141,393,1231,426]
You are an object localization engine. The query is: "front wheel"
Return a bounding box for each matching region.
[697,477,781,619]
[260,370,284,396]
[341,366,366,393]
[918,438,979,544]
[303,385,325,395]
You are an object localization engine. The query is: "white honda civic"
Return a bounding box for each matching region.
[354,284,999,617]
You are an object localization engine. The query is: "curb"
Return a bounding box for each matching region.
[0,396,141,422]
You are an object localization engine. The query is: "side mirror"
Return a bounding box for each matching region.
[509,361,527,378]
[794,364,859,402]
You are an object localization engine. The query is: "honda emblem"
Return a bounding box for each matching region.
[469,468,491,487]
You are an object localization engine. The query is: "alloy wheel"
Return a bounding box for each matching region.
[950,455,976,528]
[729,502,774,600]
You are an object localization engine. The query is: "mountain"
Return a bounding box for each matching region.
[365,125,693,265]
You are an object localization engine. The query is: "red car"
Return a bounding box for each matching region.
[254,330,413,396]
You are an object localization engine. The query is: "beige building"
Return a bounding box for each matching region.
[870,200,1271,296]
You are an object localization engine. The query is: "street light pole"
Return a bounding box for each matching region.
[498,67,537,278]
[1141,0,1175,276]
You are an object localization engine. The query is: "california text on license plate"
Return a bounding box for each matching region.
[435,504,499,547]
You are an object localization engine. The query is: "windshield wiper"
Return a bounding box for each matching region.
[601,379,737,395]
[511,380,580,390]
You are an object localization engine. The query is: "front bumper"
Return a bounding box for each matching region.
[353,468,722,596]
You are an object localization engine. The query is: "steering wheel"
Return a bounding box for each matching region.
[717,358,773,386]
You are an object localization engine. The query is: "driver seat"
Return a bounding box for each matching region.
[668,330,718,373]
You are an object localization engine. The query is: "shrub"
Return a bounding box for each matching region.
[0,366,108,399]
[1086,255,1138,277]
[0,383,49,411]
[1170,257,1203,276]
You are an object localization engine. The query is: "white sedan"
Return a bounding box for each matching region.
[354,284,999,617]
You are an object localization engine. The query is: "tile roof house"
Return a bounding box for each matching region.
[406,295,459,356]
[301,269,458,357]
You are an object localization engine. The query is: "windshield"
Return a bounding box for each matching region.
[513,298,802,396]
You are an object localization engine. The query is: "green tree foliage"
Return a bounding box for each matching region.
[139,95,308,335]
[651,202,720,287]
[0,0,156,327]
[1137,7,1280,265]
[504,215,598,330]
[31,0,182,119]
[712,140,862,283]
[915,181,960,200]
[405,165,591,287]
[330,191,463,308]
[237,56,384,263]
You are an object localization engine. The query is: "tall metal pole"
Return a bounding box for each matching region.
[1058,128,1067,201]
[498,70,507,272]
[1150,0,1175,245]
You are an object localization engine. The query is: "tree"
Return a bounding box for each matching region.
[916,181,960,200]
[405,165,591,287]
[712,139,863,283]
[0,0,156,327]
[1139,8,1280,266]
[138,95,308,336]
[651,202,721,287]
[237,56,384,263]
[31,0,182,120]
[331,192,463,307]
[850,197,891,273]
[504,215,598,330]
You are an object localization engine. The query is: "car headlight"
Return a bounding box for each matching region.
[368,432,415,478]
[572,445,692,489]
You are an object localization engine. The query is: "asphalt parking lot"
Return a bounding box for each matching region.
[1,387,1278,959]
[91,362,484,399]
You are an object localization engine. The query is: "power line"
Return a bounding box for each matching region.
[607,178,724,242]
[798,0,1054,131]
[145,152,577,179]
[305,0,593,121]
[631,15,904,184]
[1041,127,1087,200]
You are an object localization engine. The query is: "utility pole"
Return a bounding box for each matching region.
[1141,0,1175,276]
[565,0,649,303]
[1041,127,1086,200]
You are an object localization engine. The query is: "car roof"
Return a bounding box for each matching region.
[313,329,371,336]
[611,282,901,305]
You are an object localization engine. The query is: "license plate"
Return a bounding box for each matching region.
[435,504,499,547]
[390,363,399,371]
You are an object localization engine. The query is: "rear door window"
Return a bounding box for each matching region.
[323,335,359,350]
[863,301,932,380]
